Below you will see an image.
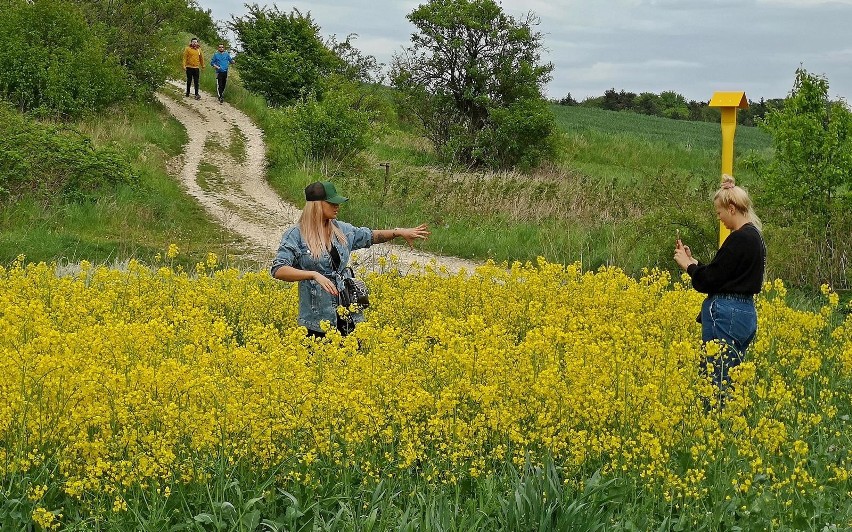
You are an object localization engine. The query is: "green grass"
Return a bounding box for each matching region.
[301,106,770,275]
[551,104,773,153]
[229,125,248,163]
[0,99,250,269]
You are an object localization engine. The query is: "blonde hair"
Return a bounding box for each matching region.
[299,201,345,258]
[713,174,762,230]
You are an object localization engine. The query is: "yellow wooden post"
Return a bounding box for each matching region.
[708,91,748,247]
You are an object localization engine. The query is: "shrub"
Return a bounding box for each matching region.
[0,104,136,202]
[230,5,339,107]
[273,84,380,164]
[480,98,559,171]
[759,68,852,288]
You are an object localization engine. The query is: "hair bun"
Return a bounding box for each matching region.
[721,174,736,189]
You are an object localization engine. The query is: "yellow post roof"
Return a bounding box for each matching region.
[708,91,749,109]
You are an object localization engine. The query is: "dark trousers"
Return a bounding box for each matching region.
[216,71,229,99]
[185,68,200,96]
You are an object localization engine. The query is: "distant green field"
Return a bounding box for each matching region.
[550,104,773,154]
[544,104,772,196]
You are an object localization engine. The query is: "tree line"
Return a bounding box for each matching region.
[555,89,785,127]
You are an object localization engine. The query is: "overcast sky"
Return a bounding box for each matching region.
[196,0,852,103]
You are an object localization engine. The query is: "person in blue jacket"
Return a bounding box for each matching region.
[210,43,235,103]
[271,181,430,337]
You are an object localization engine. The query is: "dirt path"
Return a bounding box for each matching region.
[156,82,478,274]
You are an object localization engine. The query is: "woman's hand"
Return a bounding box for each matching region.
[673,240,697,271]
[372,224,432,246]
[313,272,338,296]
[397,223,431,248]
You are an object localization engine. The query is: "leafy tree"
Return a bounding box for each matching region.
[327,34,383,84]
[0,0,131,117]
[658,91,689,120]
[760,68,852,286]
[635,93,661,116]
[580,95,605,108]
[557,93,578,106]
[230,5,340,107]
[176,2,220,44]
[601,89,637,111]
[391,0,557,170]
[274,86,378,164]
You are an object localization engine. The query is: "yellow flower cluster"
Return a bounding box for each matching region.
[0,255,849,518]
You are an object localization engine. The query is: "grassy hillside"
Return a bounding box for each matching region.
[0,35,260,269]
[552,105,771,186]
[0,100,248,268]
[552,104,772,152]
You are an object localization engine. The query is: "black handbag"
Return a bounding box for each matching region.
[329,246,370,309]
[339,267,370,309]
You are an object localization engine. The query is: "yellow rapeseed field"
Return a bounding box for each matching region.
[1,251,850,527]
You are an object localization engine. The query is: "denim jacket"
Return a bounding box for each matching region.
[270,221,373,332]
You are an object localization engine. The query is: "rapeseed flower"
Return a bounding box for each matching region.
[0,256,849,517]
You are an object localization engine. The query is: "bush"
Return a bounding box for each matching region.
[0,104,136,202]
[230,5,339,107]
[273,84,380,164]
[481,98,558,171]
[759,68,852,288]
[0,0,131,118]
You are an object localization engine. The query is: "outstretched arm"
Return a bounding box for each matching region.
[372,223,430,247]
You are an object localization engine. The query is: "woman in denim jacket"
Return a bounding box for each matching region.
[674,175,766,405]
[271,181,430,337]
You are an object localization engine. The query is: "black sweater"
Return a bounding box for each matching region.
[686,223,766,295]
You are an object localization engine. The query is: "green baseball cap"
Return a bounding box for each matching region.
[304,181,348,204]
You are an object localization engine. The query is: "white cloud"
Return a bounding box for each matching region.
[197,0,852,101]
[757,0,852,5]
[567,59,702,83]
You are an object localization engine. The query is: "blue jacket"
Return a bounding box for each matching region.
[211,51,234,73]
[270,221,373,332]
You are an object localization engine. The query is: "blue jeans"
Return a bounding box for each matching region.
[700,294,757,391]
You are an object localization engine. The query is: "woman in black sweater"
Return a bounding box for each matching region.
[674,175,766,401]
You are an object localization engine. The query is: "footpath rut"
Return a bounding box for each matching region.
[156,82,478,274]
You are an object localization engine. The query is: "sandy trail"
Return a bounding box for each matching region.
[156,82,478,274]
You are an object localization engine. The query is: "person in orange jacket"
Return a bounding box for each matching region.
[182,37,204,100]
